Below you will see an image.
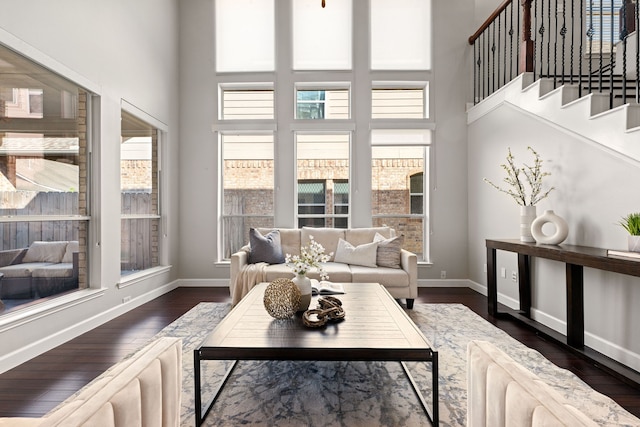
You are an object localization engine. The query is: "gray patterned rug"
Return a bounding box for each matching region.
[148,302,637,426]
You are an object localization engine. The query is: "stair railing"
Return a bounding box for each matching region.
[469,0,640,107]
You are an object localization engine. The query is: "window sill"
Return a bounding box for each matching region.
[118,265,172,289]
[0,287,106,332]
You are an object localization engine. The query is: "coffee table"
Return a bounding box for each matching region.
[194,282,438,426]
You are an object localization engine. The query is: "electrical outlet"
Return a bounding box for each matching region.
[500,267,506,278]
[511,271,518,282]
[483,263,487,273]
[440,270,446,279]
[122,296,132,304]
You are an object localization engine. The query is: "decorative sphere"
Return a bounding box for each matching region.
[263,278,302,319]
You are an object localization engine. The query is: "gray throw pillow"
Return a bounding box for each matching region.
[249,228,285,264]
[373,233,404,269]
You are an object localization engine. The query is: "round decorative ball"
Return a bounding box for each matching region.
[263,278,302,319]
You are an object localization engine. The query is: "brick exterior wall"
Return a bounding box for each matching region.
[223,157,425,256]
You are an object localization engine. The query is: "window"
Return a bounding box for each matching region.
[120,110,161,276]
[296,133,349,228]
[372,83,428,119]
[293,0,352,70]
[370,0,432,70]
[215,0,274,72]
[215,1,433,262]
[371,130,430,261]
[220,86,274,120]
[295,86,350,119]
[586,0,625,53]
[298,181,325,228]
[0,45,91,312]
[333,180,349,228]
[221,133,274,258]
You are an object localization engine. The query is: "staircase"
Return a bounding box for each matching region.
[468,0,640,163]
[467,72,640,162]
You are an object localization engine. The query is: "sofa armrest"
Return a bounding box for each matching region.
[0,248,27,267]
[399,249,417,297]
[230,249,249,297]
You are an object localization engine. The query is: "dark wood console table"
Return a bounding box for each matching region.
[486,238,640,386]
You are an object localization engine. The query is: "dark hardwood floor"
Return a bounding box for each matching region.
[0,286,639,419]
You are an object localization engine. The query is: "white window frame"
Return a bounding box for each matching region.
[118,101,168,287]
[214,0,433,262]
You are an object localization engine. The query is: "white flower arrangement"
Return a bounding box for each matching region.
[285,235,332,281]
[484,146,555,206]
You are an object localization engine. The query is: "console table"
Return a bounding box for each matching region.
[486,238,640,386]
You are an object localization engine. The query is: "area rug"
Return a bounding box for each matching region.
[138,302,639,427]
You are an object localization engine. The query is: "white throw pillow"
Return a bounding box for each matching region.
[333,238,379,268]
[23,241,69,263]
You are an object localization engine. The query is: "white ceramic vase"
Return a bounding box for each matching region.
[531,210,569,245]
[292,273,312,312]
[629,235,640,253]
[520,205,537,243]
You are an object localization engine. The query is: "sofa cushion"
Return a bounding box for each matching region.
[248,228,285,264]
[62,241,79,263]
[23,241,68,263]
[258,228,301,258]
[349,264,409,287]
[0,262,55,278]
[374,233,404,269]
[263,262,352,283]
[301,227,344,262]
[334,238,379,268]
[31,263,74,278]
[345,227,393,246]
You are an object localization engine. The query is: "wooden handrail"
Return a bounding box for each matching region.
[468,0,513,45]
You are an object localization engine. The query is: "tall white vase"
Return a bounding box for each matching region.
[531,210,569,245]
[292,273,312,312]
[629,235,640,253]
[520,205,537,243]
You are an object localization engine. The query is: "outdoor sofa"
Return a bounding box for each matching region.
[0,240,79,300]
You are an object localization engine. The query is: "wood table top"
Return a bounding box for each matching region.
[197,282,433,362]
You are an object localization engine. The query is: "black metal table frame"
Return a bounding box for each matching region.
[194,349,439,426]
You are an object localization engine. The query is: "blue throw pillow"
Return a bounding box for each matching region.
[248,228,285,264]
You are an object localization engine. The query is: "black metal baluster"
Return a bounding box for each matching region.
[539,0,546,78]
[485,31,489,100]
[621,0,628,104]
[599,0,604,92]
[547,0,552,77]
[561,0,567,85]
[519,1,524,79]
[503,9,508,86]
[636,0,639,103]
[553,0,559,88]
[570,0,576,85]
[579,0,584,96]
[609,0,615,108]
[498,14,502,88]
[473,41,478,104]
[509,3,514,81]
[588,0,594,93]
[492,22,497,93]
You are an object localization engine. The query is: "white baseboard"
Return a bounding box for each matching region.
[177,278,229,287]
[0,280,179,374]
[467,279,640,374]
[418,279,473,287]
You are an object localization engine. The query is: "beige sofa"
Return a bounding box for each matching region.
[230,226,417,308]
[0,337,182,427]
[467,340,603,427]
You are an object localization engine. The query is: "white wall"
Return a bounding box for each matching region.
[0,0,180,370]
[177,0,474,285]
[467,104,640,370]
